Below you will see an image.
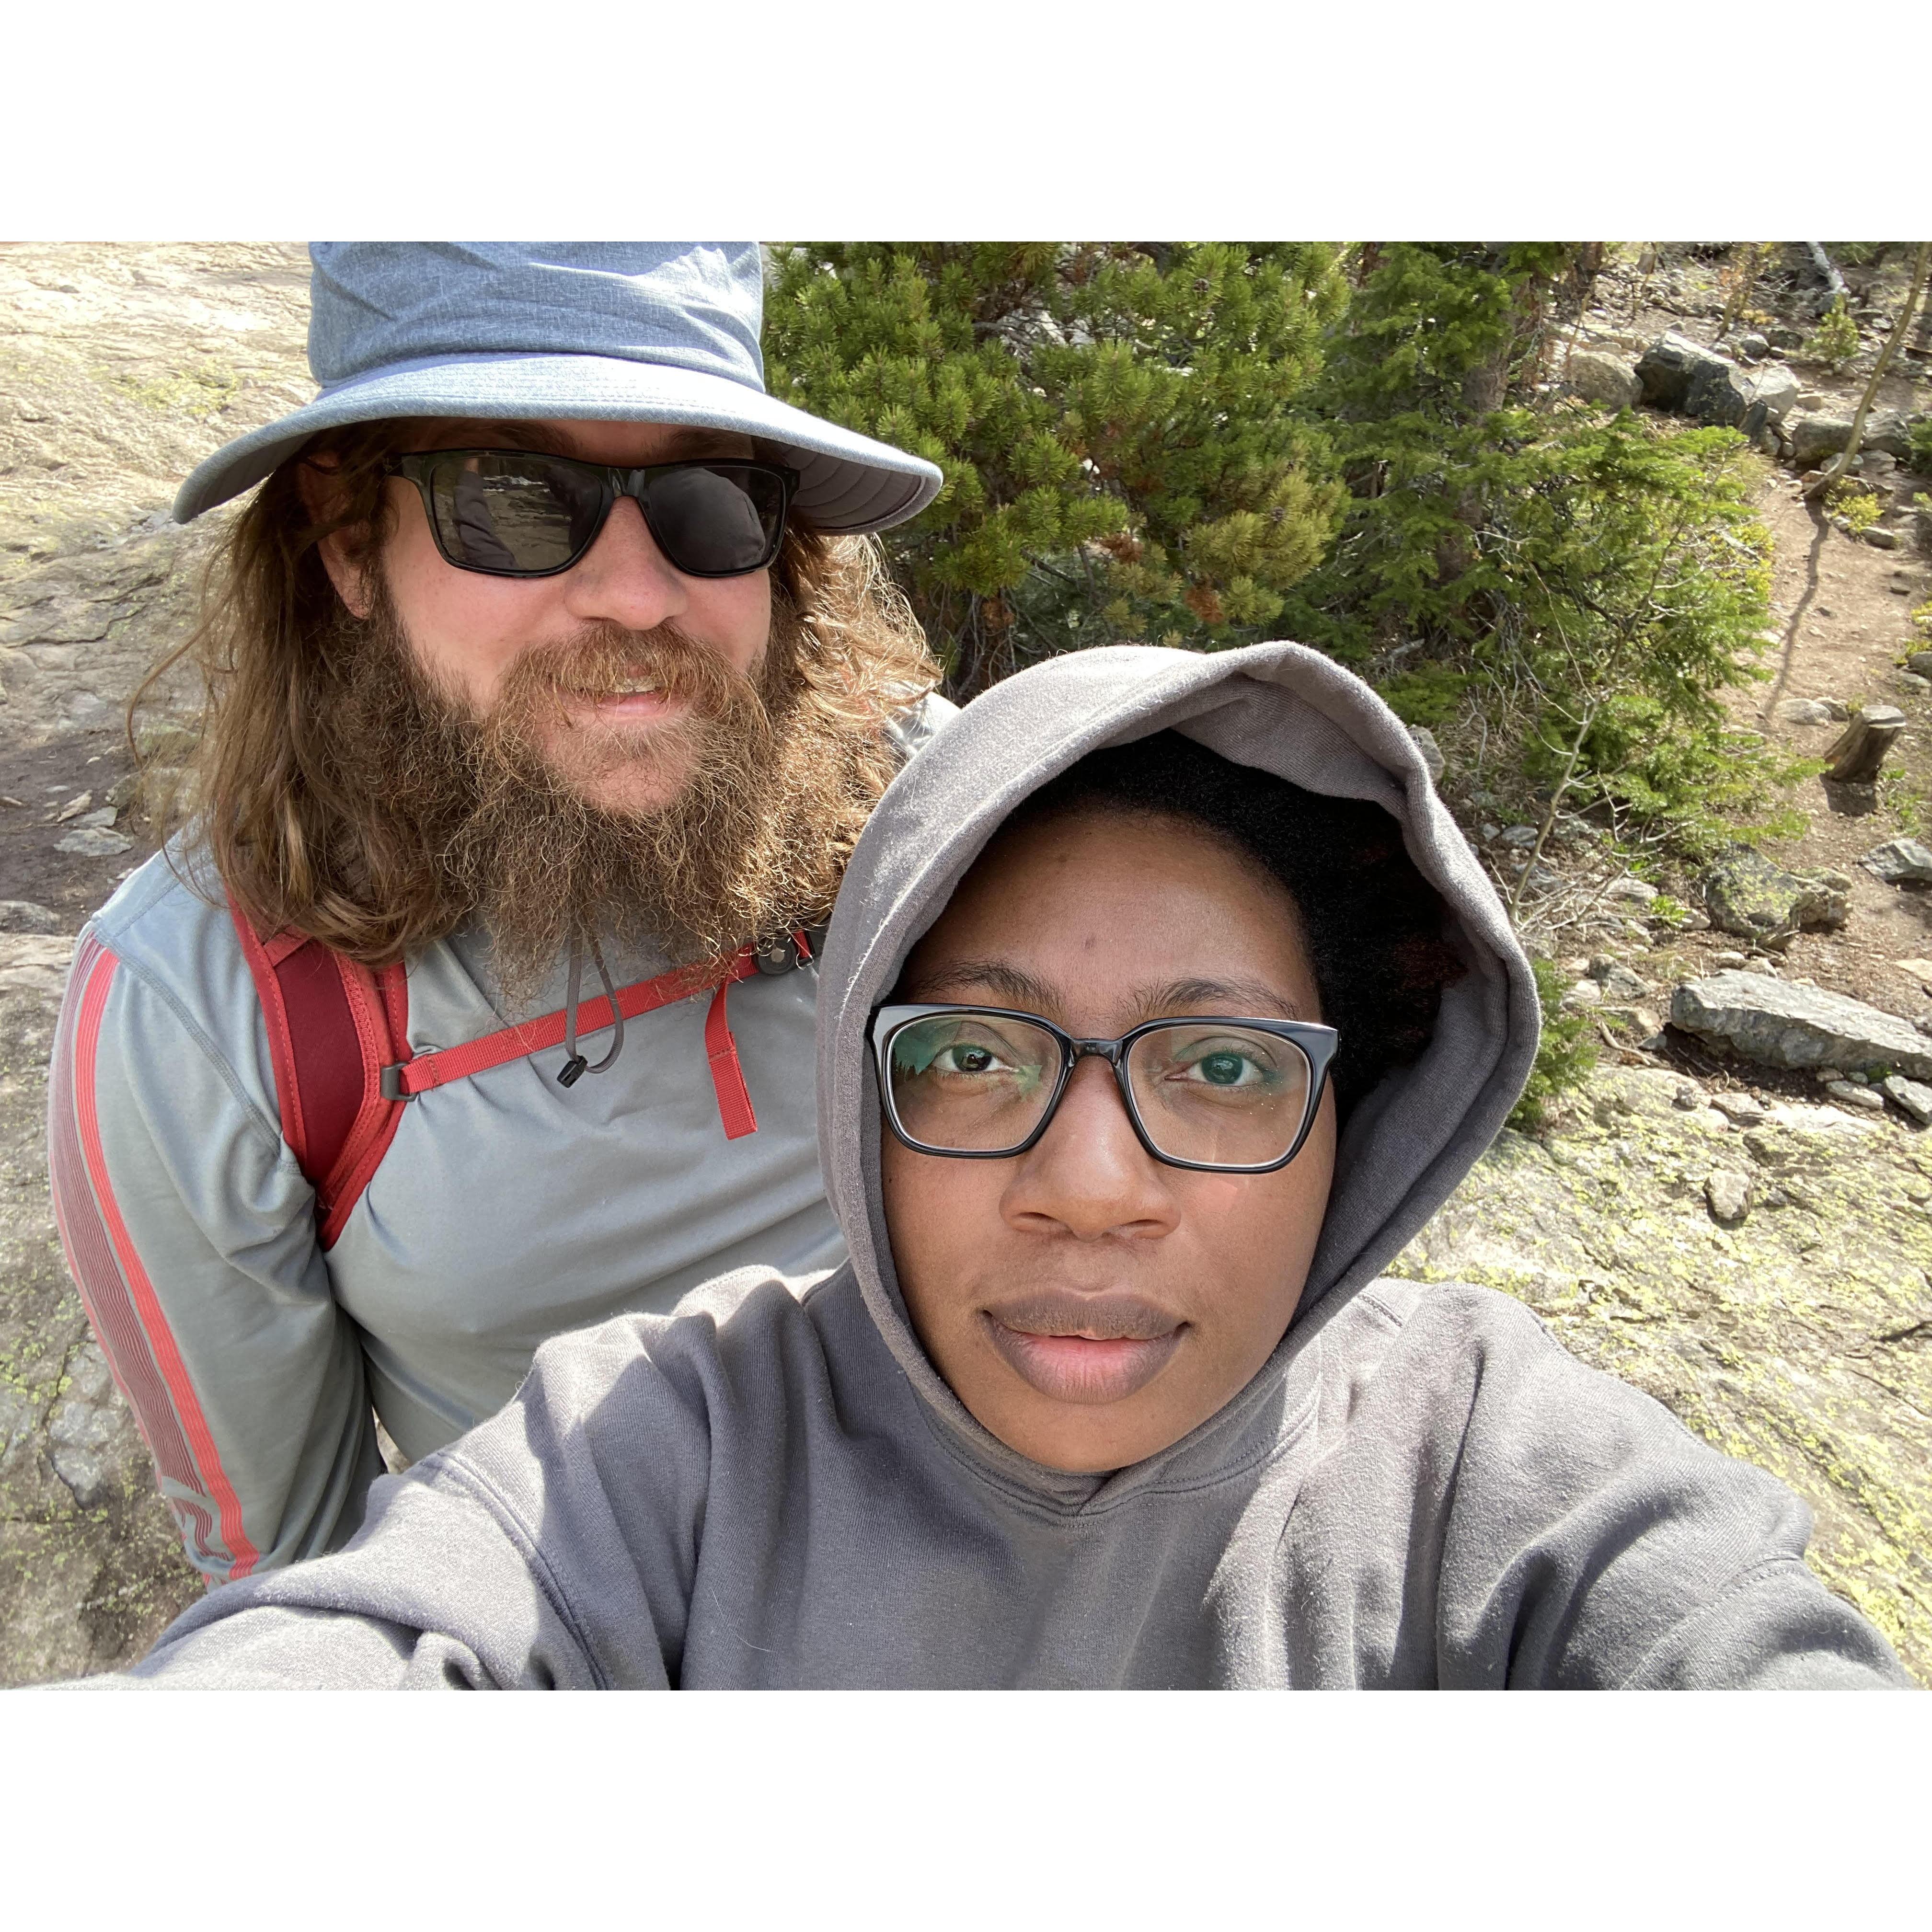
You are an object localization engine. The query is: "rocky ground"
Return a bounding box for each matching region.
[3,242,1930,1685]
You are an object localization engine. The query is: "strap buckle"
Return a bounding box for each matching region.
[379,1063,414,1102]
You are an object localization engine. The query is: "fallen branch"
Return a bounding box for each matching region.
[1804,242,1849,303]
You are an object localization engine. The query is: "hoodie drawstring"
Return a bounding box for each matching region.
[557,929,625,1087]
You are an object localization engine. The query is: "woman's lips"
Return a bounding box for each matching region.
[980,1303,1184,1405]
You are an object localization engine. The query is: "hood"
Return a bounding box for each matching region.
[816,642,1539,1471]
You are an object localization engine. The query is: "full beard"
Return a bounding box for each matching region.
[324,580,893,1003]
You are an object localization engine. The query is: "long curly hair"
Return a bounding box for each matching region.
[133,418,939,965]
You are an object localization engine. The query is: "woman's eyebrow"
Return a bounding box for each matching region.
[1137,976,1312,1023]
[900,959,1059,1008]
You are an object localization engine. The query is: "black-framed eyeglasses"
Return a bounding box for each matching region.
[384,448,798,580]
[869,1003,1338,1175]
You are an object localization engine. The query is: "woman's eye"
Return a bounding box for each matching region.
[936,1044,1008,1075]
[1171,1048,1273,1089]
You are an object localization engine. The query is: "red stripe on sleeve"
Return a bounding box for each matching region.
[56,939,262,1577]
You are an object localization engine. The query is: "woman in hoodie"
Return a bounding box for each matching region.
[87,643,1909,1689]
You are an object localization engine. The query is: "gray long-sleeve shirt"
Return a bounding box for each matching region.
[48,695,952,1582]
[94,643,1912,1687]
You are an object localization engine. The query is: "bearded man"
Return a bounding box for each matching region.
[46,243,949,1583]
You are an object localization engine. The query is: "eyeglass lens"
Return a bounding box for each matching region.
[884,1012,1314,1167]
[425,453,784,576]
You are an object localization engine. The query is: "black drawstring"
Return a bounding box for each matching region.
[556,928,625,1087]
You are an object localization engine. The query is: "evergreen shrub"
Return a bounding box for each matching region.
[764,243,1347,694]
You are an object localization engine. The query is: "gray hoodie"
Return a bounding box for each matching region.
[102,643,1910,1688]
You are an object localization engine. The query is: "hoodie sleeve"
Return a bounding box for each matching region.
[79,1311,720,1690]
[1320,1286,1913,1690]
[47,929,383,1584]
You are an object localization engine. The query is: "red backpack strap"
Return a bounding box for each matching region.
[228,897,412,1250]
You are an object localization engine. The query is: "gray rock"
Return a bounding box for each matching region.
[1705,1170,1751,1224]
[1732,332,1770,361]
[1709,1091,1768,1127]
[1701,848,1849,946]
[1683,357,1798,434]
[1788,415,1857,468]
[1826,1080,1888,1113]
[1862,410,1912,460]
[1861,838,1932,885]
[1864,528,1901,551]
[1775,698,1838,726]
[0,902,63,935]
[1565,348,1642,409]
[1593,960,1654,1002]
[70,806,117,831]
[1636,332,1727,411]
[1497,824,1541,849]
[1908,654,1932,680]
[52,825,133,859]
[1406,724,1445,784]
[1882,1075,1932,1123]
[1562,978,1603,1009]
[1670,970,1932,1078]
[1604,876,1657,905]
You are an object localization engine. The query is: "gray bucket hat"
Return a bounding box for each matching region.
[173,242,943,535]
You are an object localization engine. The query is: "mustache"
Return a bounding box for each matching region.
[983,1291,1184,1342]
[492,621,762,722]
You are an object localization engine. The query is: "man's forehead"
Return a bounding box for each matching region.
[409,416,760,461]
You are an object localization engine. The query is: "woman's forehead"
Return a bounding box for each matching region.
[901,808,1319,1022]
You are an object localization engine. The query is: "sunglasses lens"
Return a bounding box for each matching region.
[886,1012,1062,1154]
[1124,1024,1314,1168]
[426,452,605,574]
[645,464,786,575]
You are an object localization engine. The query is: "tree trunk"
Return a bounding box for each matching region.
[1802,241,1931,501]
[1805,242,1849,305]
[1824,706,1908,784]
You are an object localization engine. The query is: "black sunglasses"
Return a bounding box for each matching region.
[385,448,798,580]
[869,1003,1339,1175]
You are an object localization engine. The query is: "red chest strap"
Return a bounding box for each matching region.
[380,943,775,1143]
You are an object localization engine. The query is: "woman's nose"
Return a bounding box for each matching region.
[561,494,690,630]
[1001,1057,1180,1241]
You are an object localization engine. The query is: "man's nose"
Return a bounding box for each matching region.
[1001,1057,1180,1242]
[561,494,690,630]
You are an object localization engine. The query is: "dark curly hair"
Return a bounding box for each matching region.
[1008,731,1466,1120]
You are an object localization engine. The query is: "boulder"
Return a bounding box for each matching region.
[1788,415,1857,468]
[1636,332,1727,410]
[1861,838,1932,885]
[1701,848,1850,946]
[1862,410,1912,460]
[1882,1075,1932,1123]
[1732,332,1770,361]
[1669,970,1932,1078]
[1774,698,1838,726]
[1682,358,1799,433]
[1565,348,1642,409]
[0,902,64,935]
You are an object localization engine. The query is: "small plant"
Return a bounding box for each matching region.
[1646,893,1692,929]
[1509,957,1600,1131]
[1825,480,1884,532]
[1804,296,1861,371]
[1907,420,1932,477]
[1913,598,1932,647]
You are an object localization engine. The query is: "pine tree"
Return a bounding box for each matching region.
[764,243,1347,695]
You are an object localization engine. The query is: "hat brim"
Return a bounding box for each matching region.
[172,353,943,536]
